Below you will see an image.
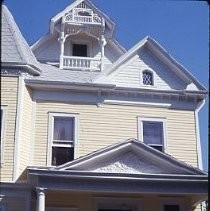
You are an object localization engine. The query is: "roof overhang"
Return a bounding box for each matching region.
[1,62,42,76]
[27,167,208,195]
[25,79,207,102]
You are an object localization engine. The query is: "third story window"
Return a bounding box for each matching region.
[73,44,87,57]
[51,116,76,166]
[142,70,153,85]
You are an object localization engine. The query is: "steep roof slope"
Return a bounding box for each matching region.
[1,5,41,75]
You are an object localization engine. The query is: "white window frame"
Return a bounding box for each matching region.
[138,117,167,152]
[0,106,7,166]
[94,197,142,211]
[160,198,185,211]
[47,112,79,166]
[140,69,156,87]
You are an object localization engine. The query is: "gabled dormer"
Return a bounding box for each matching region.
[32,0,124,72]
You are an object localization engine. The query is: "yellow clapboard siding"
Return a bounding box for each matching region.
[1,76,19,181]
[32,101,198,168]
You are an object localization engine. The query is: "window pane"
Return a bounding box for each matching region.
[164,205,180,211]
[52,147,74,166]
[53,117,74,141]
[143,121,163,145]
[143,71,153,85]
[73,44,87,57]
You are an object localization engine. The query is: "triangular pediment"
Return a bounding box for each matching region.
[50,0,115,37]
[56,139,205,176]
[94,36,206,92]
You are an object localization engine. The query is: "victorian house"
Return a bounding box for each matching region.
[0,0,208,211]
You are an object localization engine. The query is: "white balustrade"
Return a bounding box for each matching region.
[65,8,101,24]
[63,56,100,71]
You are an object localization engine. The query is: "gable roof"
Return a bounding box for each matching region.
[94,36,206,91]
[50,0,115,36]
[1,5,42,75]
[55,138,205,176]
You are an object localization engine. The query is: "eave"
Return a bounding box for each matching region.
[27,167,208,195]
[1,62,42,76]
[25,79,207,101]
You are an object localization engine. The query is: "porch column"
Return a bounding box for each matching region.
[36,187,46,211]
[59,35,65,69]
[59,16,65,69]
[100,18,106,71]
[100,34,106,71]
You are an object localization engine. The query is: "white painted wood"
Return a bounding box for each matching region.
[109,48,189,91]
[36,188,46,211]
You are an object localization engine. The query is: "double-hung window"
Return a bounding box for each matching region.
[48,113,78,166]
[138,117,166,152]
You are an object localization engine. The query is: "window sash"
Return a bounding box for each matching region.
[53,117,74,141]
[138,117,166,152]
[143,121,163,145]
[48,113,78,166]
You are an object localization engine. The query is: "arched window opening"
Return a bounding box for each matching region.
[142,70,154,86]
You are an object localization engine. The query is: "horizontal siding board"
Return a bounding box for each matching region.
[32,101,198,167]
[1,76,18,181]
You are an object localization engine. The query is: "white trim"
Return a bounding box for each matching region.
[0,106,7,166]
[104,100,171,108]
[194,99,205,170]
[13,75,24,181]
[137,117,167,151]
[47,112,79,166]
[29,99,37,165]
[94,197,142,211]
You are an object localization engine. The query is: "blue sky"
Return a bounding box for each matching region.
[4,0,209,170]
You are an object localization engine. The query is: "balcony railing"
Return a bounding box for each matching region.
[65,9,102,25]
[62,56,101,71]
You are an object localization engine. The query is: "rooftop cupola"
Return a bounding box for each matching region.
[49,0,115,71]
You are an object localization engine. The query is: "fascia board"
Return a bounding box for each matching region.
[55,139,206,175]
[1,63,41,76]
[115,86,208,96]
[146,37,207,91]
[27,168,207,182]
[24,79,207,99]
[25,79,116,91]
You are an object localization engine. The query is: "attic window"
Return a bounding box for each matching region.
[142,70,154,86]
[78,11,91,16]
[73,44,87,57]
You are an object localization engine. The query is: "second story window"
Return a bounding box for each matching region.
[142,70,154,86]
[48,113,78,166]
[138,117,166,152]
[73,44,87,57]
